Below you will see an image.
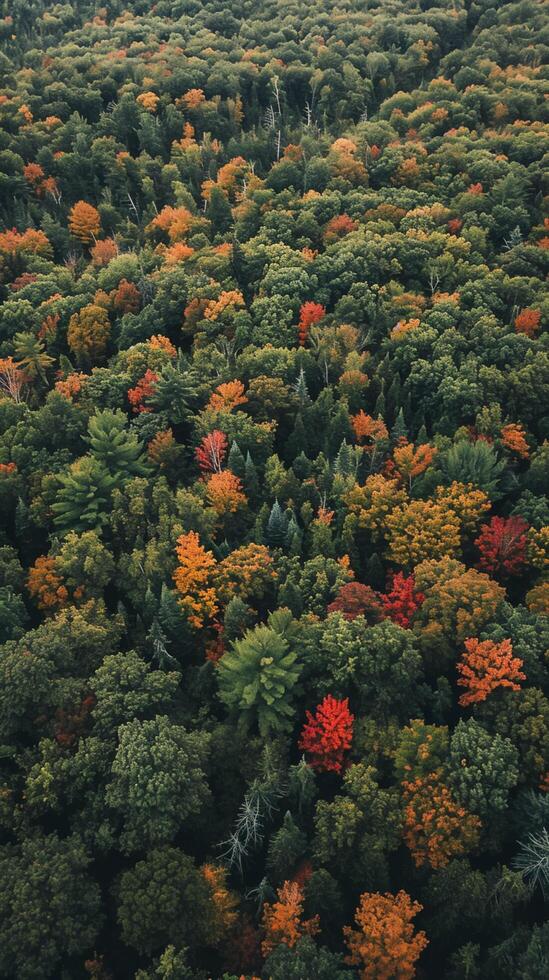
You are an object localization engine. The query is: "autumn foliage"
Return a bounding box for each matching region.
[206,470,247,516]
[195,430,228,474]
[127,369,158,413]
[402,772,481,869]
[261,881,319,956]
[327,582,383,622]
[381,573,424,628]
[69,201,101,243]
[27,556,68,611]
[514,308,541,337]
[208,380,247,412]
[297,301,326,345]
[344,890,428,980]
[475,516,529,577]
[457,637,526,706]
[298,695,354,773]
[173,531,218,628]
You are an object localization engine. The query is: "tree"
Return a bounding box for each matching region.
[261,880,319,956]
[67,304,110,365]
[13,331,54,382]
[128,369,158,413]
[313,764,401,885]
[26,555,68,611]
[298,302,326,346]
[206,470,247,516]
[264,935,353,980]
[327,582,383,622]
[440,440,506,498]
[266,499,289,548]
[448,719,519,818]
[87,409,150,482]
[0,833,102,980]
[386,499,462,567]
[91,650,180,736]
[116,847,215,955]
[402,772,481,869]
[475,516,530,577]
[172,531,219,629]
[217,615,301,736]
[52,457,116,535]
[195,429,228,473]
[381,573,424,628]
[69,200,101,243]
[298,695,354,773]
[106,715,210,852]
[457,638,526,706]
[343,890,428,980]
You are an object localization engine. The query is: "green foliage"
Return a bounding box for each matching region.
[106,716,210,852]
[448,719,519,818]
[0,833,102,980]
[116,847,214,955]
[217,617,302,737]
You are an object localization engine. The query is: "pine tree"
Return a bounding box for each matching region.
[391,407,408,443]
[244,451,259,500]
[208,185,233,235]
[266,500,289,548]
[52,457,116,535]
[87,409,150,483]
[227,440,246,480]
[294,368,311,405]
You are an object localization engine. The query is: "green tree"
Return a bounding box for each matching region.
[217,613,301,737]
[448,719,519,818]
[116,846,215,955]
[0,833,102,980]
[87,408,151,482]
[106,715,211,852]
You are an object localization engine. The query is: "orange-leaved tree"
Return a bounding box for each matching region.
[206,470,247,516]
[208,380,247,413]
[402,771,481,869]
[69,201,101,243]
[261,880,319,957]
[173,531,218,629]
[27,556,68,611]
[457,637,525,706]
[344,890,428,980]
[392,441,437,490]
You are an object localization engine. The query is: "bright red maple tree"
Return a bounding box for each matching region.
[298,695,354,773]
[297,301,326,346]
[195,429,228,474]
[381,572,424,628]
[475,516,529,577]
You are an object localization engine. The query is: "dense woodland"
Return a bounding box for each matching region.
[0,0,548,977]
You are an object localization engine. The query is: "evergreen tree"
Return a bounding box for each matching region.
[266,499,289,548]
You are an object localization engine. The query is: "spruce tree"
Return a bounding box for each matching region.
[266,500,289,548]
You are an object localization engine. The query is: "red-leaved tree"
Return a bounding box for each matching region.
[195,429,228,474]
[475,516,529,577]
[297,301,326,346]
[327,581,383,622]
[381,573,424,628]
[298,695,354,773]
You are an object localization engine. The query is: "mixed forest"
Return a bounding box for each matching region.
[0,0,548,977]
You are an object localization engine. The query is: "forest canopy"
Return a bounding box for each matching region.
[0,0,548,978]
